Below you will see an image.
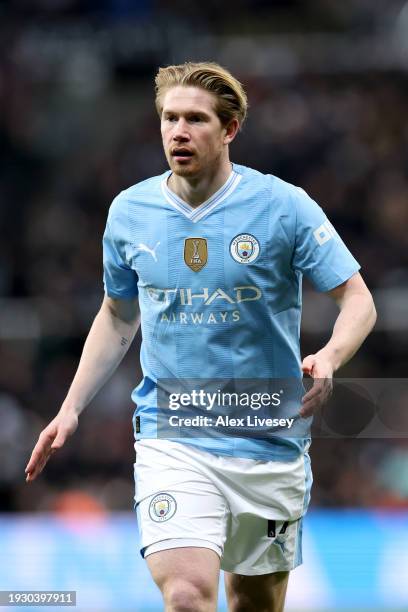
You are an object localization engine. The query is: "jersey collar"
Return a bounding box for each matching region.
[161,168,242,223]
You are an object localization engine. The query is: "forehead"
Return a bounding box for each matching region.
[161,86,217,115]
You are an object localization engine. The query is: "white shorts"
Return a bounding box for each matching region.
[134,439,312,575]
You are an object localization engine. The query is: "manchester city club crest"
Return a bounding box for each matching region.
[149,493,177,522]
[230,233,260,264]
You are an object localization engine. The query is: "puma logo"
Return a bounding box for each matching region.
[136,241,160,262]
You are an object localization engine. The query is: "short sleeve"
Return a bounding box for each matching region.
[102,200,139,298]
[291,188,360,292]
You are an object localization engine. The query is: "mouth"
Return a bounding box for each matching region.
[171,148,194,161]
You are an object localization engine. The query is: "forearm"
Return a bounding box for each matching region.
[317,293,376,372]
[61,300,140,416]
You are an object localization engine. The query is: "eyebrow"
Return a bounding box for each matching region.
[162,109,211,118]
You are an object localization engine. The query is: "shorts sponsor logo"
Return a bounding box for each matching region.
[230,234,260,264]
[149,493,177,522]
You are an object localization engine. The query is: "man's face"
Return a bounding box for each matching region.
[160,86,229,178]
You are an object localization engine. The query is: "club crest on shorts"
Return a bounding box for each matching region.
[184,238,208,272]
[149,493,177,522]
[230,234,260,264]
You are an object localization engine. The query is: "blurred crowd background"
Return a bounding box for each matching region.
[1,0,408,516]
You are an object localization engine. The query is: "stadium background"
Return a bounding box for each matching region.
[1,1,407,610]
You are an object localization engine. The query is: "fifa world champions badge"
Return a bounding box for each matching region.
[184,237,208,272]
[230,233,260,264]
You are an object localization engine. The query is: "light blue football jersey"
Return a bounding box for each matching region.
[103,164,360,461]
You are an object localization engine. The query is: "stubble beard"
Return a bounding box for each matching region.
[168,156,201,178]
[166,143,224,179]
[172,166,197,178]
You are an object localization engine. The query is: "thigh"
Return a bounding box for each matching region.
[224,570,289,612]
[147,547,220,612]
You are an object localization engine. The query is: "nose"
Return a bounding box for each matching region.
[172,118,190,142]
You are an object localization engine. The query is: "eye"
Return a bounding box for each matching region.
[165,115,177,123]
[189,115,203,123]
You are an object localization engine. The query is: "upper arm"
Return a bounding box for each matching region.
[102,295,140,325]
[103,198,139,300]
[291,189,360,292]
[326,272,374,308]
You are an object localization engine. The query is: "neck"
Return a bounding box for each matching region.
[168,158,233,208]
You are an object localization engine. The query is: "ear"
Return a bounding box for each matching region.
[223,118,240,145]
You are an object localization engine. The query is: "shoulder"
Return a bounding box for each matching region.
[108,172,169,220]
[234,164,314,214]
[267,173,314,211]
[233,163,274,189]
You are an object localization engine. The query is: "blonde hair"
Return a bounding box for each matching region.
[155,61,248,128]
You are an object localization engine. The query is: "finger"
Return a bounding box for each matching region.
[25,429,56,471]
[312,378,332,401]
[302,362,315,376]
[25,451,47,480]
[302,353,317,372]
[26,448,55,482]
[25,448,44,475]
[26,458,46,482]
[320,383,333,402]
[51,435,66,450]
[300,391,325,416]
[300,382,333,417]
[302,386,323,403]
[25,434,55,476]
[300,401,318,417]
[302,380,325,404]
[25,441,50,474]
[301,381,327,416]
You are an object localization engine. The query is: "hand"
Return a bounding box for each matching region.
[25,410,78,482]
[300,352,334,418]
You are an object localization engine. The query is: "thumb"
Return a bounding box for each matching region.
[302,355,316,376]
[51,432,66,450]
